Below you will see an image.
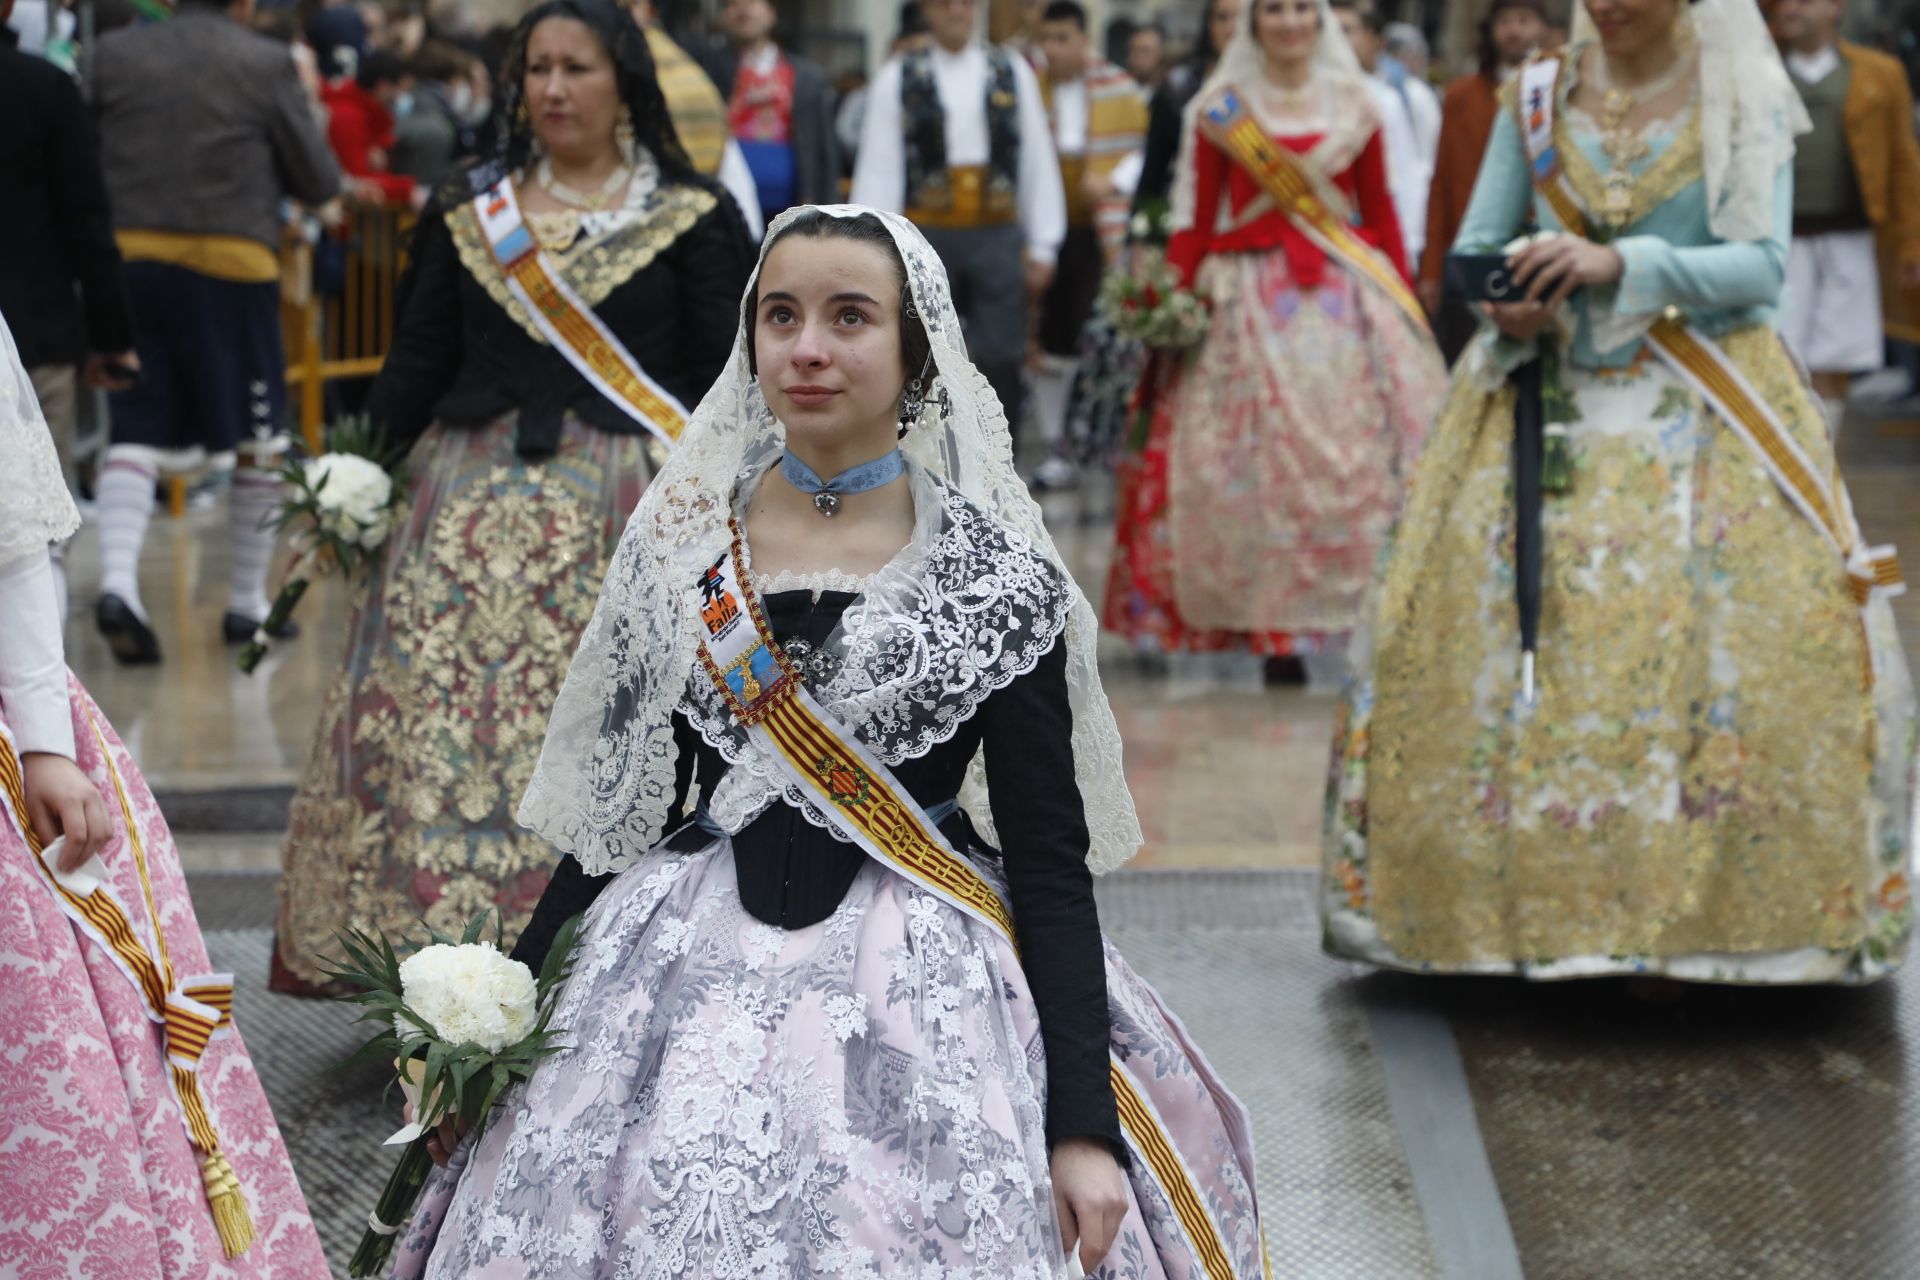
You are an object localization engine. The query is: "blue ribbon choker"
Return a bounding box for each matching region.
[780,449,906,517]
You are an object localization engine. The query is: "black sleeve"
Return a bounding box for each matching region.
[44,71,132,355]
[364,198,465,454]
[978,633,1127,1165]
[1133,79,1186,209]
[508,712,705,974]
[662,196,756,409]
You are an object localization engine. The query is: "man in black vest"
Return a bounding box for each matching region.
[851,0,1066,443]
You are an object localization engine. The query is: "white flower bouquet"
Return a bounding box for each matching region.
[1098,255,1212,351]
[325,910,582,1277]
[237,415,406,673]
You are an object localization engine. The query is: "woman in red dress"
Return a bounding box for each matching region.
[1103,0,1445,678]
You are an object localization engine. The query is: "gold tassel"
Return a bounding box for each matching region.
[202,1151,256,1258]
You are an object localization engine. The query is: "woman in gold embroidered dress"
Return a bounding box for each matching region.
[271,0,752,995]
[1323,0,1916,982]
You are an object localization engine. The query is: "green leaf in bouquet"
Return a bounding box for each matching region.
[456,908,499,947]
[332,1032,405,1079]
[536,913,585,1002]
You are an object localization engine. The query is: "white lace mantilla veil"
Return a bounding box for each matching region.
[1171,0,1382,237]
[1568,0,1810,243]
[0,312,81,569]
[518,205,1144,877]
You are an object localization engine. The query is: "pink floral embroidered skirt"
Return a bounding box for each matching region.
[0,676,328,1277]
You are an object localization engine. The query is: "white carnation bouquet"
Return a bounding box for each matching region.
[325,909,582,1276]
[237,415,406,673]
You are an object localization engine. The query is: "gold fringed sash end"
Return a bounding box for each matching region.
[202,1151,256,1258]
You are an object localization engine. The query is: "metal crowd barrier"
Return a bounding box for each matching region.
[281,204,414,454]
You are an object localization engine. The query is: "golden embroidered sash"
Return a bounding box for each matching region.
[0,710,254,1256]
[693,524,1263,1280]
[1511,58,1905,653]
[473,179,689,450]
[1198,87,1429,334]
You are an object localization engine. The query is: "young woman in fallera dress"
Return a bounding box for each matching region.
[387,207,1268,1278]
[1324,0,1916,983]
[1103,0,1446,676]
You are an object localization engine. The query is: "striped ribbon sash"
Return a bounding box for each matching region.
[0,706,255,1256]
[693,525,1264,1279]
[1198,87,1430,335]
[473,178,690,451]
[1510,58,1905,655]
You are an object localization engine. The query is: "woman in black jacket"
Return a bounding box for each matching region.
[271,0,753,995]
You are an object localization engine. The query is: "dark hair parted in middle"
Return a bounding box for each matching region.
[745,210,933,384]
[498,0,703,184]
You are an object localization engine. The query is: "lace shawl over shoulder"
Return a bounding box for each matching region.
[0,314,80,569]
[683,471,1073,840]
[518,206,1142,878]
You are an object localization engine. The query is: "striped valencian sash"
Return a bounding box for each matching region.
[1511,56,1905,651]
[1198,87,1429,334]
[693,524,1265,1280]
[0,705,255,1256]
[473,179,690,451]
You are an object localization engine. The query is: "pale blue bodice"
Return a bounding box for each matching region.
[1453,75,1792,370]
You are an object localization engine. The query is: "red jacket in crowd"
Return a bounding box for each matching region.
[320,78,416,204]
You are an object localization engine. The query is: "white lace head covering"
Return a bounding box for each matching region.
[0,312,81,570]
[1569,0,1810,243]
[1201,0,1366,97]
[1174,0,1380,233]
[518,205,1143,877]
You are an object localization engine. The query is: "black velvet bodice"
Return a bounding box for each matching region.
[365,171,754,459]
[514,588,1124,1158]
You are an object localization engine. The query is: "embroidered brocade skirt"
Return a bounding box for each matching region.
[389,838,1268,1279]
[1102,247,1447,654]
[271,418,655,994]
[0,678,329,1277]
[1323,329,1917,982]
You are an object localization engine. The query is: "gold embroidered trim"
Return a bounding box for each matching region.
[447,183,718,345]
[1552,56,1704,231]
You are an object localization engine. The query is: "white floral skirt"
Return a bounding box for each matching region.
[390,838,1267,1279]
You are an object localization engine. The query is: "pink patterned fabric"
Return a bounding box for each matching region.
[0,676,329,1279]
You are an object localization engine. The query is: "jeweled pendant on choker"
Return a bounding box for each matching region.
[781,449,907,518]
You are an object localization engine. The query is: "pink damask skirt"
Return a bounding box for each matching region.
[0,676,328,1278]
[389,843,1268,1279]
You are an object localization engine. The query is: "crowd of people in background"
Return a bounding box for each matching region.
[5,0,1920,680]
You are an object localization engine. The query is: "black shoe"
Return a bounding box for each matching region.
[97,594,162,665]
[1262,656,1306,686]
[223,611,300,644]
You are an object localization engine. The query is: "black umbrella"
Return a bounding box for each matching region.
[1512,356,1544,705]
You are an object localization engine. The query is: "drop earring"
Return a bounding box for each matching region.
[615,104,636,157]
[898,375,925,438]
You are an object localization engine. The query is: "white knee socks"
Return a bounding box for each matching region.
[227,465,283,621]
[95,454,156,622]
